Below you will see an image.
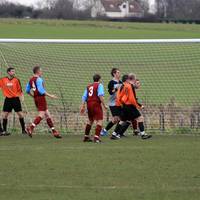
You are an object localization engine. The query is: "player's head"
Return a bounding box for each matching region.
[135,79,141,89]
[111,68,120,79]
[122,74,129,83]
[33,66,42,76]
[93,74,101,82]
[7,67,15,77]
[128,73,136,84]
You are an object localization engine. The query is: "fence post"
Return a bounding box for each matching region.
[159,104,165,133]
[197,112,200,129]
[190,113,195,129]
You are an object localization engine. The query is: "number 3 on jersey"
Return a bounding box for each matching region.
[88,86,94,97]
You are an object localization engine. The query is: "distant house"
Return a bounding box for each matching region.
[91,0,144,18]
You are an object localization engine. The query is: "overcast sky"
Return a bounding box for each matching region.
[7,0,156,12]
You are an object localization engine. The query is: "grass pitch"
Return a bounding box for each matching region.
[0,134,199,200]
[0,19,200,39]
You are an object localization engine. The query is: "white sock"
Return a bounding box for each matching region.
[140,131,146,136]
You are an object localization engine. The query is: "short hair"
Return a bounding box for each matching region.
[129,73,136,81]
[93,74,101,82]
[111,68,119,77]
[7,67,15,73]
[33,66,41,74]
[122,74,129,82]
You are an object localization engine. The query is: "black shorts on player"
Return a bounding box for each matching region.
[120,104,141,122]
[109,106,121,117]
[3,97,22,112]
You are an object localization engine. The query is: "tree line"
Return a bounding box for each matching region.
[0,0,200,21]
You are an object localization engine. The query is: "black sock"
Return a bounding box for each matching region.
[138,122,144,132]
[105,121,114,131]
[3,119,8,132]
[119,122,131,136]
[0,121,3,132]
[19,118,25,131]
[114,123,124,135]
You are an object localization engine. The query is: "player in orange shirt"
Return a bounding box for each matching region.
[111,74,151,140]
[0,67,27,135]
[110,74,129,139]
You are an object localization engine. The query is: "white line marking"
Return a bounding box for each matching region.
[0,184,199,191]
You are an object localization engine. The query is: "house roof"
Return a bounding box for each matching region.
[100,0,143,13]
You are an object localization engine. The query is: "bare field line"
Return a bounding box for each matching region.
[0,183,199,191]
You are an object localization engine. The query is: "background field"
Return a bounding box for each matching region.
[0,135,200,200]
[0,19,200,200]
[1,19,200,39]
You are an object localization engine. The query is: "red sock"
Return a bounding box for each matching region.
[31,116,42,129]
[85,124,91,136]
[95,125,102,138]
[132,120,138,130]
[46,118,54,130]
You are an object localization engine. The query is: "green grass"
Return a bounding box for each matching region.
[0,18,200,39]
[0,134,199,200]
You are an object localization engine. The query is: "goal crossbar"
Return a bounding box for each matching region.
[0,38,200,44]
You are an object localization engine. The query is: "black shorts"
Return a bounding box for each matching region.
[120,105,141,121]
[109,106,121,117]
[3,97,22,112]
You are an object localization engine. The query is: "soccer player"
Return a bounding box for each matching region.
[110,74,129,139]
[25,66,62,138]
[132,79,143,136]
[100,68,122,136]
[0,67,26,135]
[80,74,107,143]
[111,74,152,140]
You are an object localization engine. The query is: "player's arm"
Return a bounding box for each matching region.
[26,82,34,97]
[80,89,88,114]
[0,78,2,89]
[36,78,58,99]
[98,83,107,110]
[17,79,24,101]
[108,80,116,95]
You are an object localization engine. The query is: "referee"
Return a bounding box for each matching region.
[0,67,27,135]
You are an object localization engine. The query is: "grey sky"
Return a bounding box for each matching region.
[7,0,156,12]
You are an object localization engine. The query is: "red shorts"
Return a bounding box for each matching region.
[87,102,103,121]
[34,96,47,111]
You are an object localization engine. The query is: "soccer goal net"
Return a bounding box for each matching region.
[0,39,200,134]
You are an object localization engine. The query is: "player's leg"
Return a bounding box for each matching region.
[2,98,12,135]
[44,110,62,138]
[93,104,104,143]
[110,120,128,139]
[13,97,27,134]
[83,103,95,142]
[101,106,120,136]
[94,120,103,143]
[26,111,45,137]
[2,111,10,135]
[132,119,140,136]
[136,115,152,140]
[16,111,26,134]
[83,119,93,142]
[111,105,129,139]
[0,120,3,136]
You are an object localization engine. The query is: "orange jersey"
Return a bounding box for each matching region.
[120,82,141,109]
[0,77,23,98]
[116,84,126,107]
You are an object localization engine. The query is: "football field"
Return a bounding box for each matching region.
[0,19,200,199]
[0,134,200,200]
